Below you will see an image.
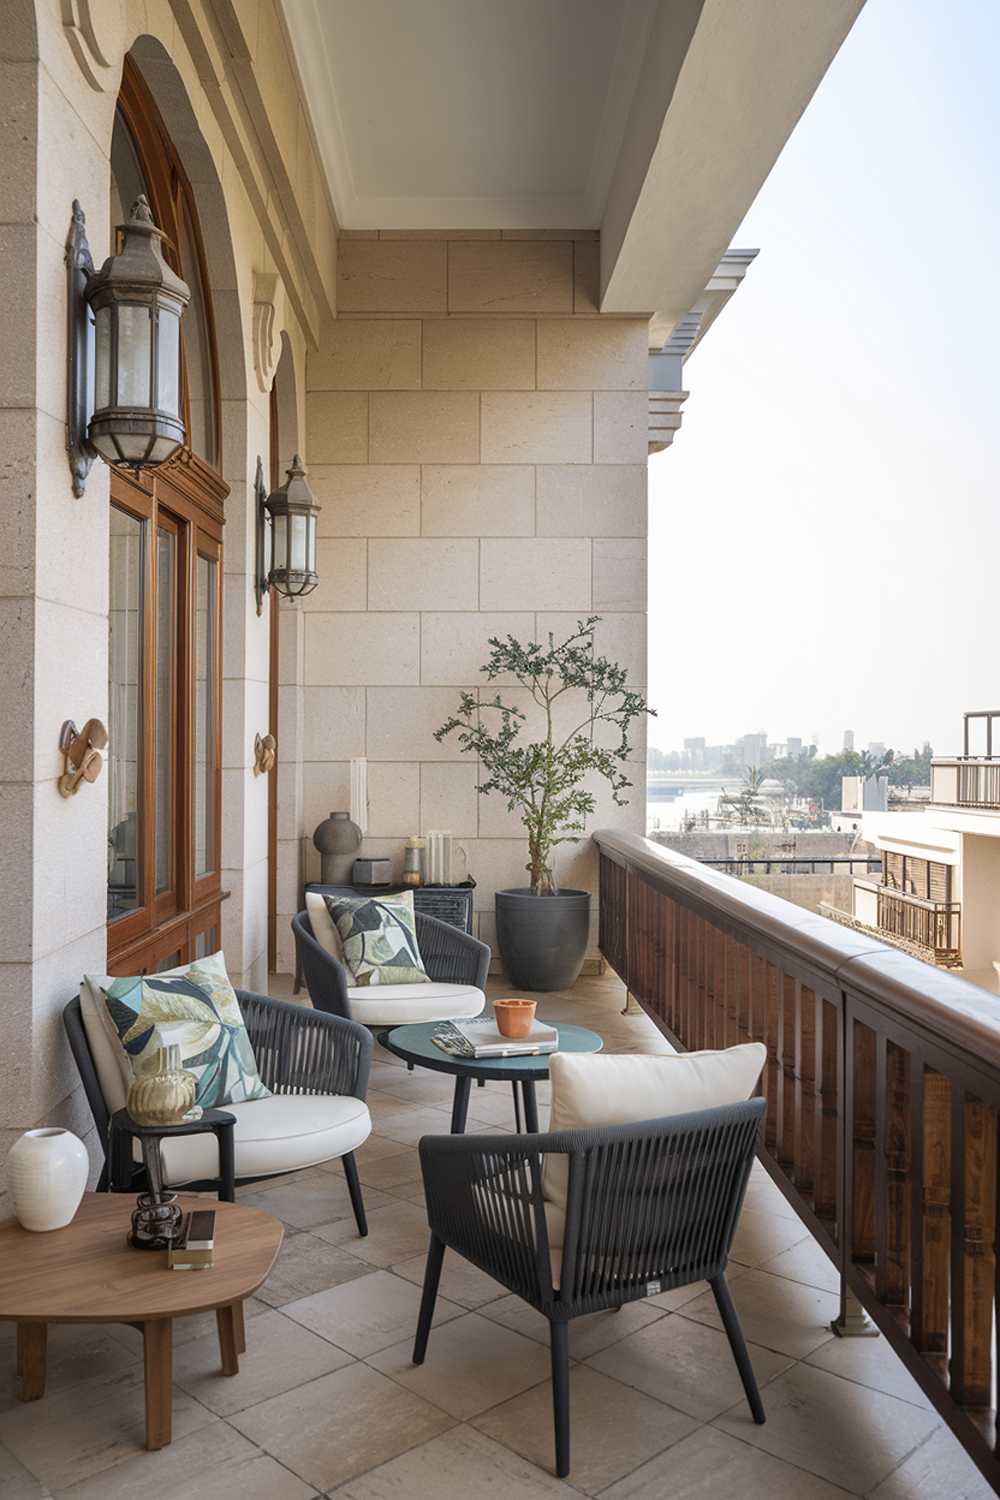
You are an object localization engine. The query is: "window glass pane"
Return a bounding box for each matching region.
[110,108,148,239]
[154,951,182,974]
[194,927,218,961]
[194,554,216,877]
[108,507,144,921]
[117,305,151,407]
[155,528,176,895]
[157,309,180,417]
[178,198,217,464]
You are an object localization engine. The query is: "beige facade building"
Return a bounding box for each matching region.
[0,0,863,1188]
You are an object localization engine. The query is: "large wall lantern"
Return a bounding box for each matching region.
[66,195,191,496]
[254,453,321,614]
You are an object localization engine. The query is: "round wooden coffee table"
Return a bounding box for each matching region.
[0,1193,283,1450]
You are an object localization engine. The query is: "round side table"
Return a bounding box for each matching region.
[382,1021,602,1133]
[110,1107,236,1248]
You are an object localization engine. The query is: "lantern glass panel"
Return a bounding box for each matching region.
[289,513,308,573]
[157,308,180,417]
[270,510,289,573]
[95,305,113,410]
[116,432,153,463]
[117,304,151,407]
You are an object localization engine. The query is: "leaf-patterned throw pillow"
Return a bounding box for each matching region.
[324,890,431,987]
[86,951,270,1109]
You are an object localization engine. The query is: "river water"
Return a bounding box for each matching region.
[645,780,739,834]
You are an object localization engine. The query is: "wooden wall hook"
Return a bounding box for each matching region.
[59,719,109,798]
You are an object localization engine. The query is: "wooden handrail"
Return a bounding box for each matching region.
[593,828,1000,1492]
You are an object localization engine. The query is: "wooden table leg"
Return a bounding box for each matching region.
[142,1319,172,1450]
[16,1323,46,1402]
[216,1304,240,1375]
[233,1298,246,1355]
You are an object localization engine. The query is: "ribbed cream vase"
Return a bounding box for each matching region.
[8,1128,89,1232]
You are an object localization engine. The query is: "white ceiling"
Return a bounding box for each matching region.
[282,0,656,229]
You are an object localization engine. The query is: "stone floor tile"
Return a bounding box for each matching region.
[381,1177,431,1204]
[0,1324,139,1413]
[0,1441,46,1500]
[587,1311,790,1421]
[729,1207,812,1268]
[229,1362,454,1491]
[106,1297,270,1353]
[868,1424,997,1500]
[645,1264,749,1312]
[282,1268,462,1357]
[254,1229,371,1307]
[370,1106,455,1146]
[805,1328,933,1409]
[474,1364,697,1494]
[50,1418,316,1500]
[342,1146,425,1194]
[172,1307,354,1416]
[713,1362,940,1494]
[600,1424,854,1499]
[0,1367,217,1492]
[481,1293,667,1359]
[238,1172,394,1230]
[334,1422,579,1497]
[313,1199,433,1267]
[393,1250,506,1309]
[365,1090,424,1122]
[679,1267,841,1359]
[759,1235,841,1293]
[375,1074,458,1107]
[368,1311,551,1419]
[464,1087,523,1127]
[742,1174,808,1223]
[321,1134,413,1169]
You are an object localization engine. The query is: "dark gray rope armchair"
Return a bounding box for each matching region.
[292,908,490,1021]
[63,990,372,1233]
[414,1098,767,1478]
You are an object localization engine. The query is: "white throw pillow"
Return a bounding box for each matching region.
[306,890,345,964]
[542,1043,767,1222]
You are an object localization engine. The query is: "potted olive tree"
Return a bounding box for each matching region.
[435,617,651,990]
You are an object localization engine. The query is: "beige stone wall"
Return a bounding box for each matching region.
[0,0,335,1197]
[283,233,648,970]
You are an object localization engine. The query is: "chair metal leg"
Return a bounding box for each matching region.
[711,1273,765,1424]
[342,1151,368,1237]
[413,1234,445,1365]
[550,1319,571,1477]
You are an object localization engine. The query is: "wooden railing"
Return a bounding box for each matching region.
[595,829,1000,1493]
[875,887,961,959]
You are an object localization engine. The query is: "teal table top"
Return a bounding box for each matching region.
[382,1020,603,1081]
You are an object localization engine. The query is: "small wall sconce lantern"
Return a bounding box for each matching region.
[66,195,191,497]
[254,453,321,614]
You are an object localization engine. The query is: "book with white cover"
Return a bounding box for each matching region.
[434,1017,558,1059]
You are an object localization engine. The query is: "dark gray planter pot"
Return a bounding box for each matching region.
[495,888,591,992]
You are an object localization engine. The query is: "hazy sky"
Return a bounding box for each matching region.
[647,0,1000,761]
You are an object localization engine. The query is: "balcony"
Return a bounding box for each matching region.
[595,827,1000,1495]
[851,877,962,962]
[932,758,1000,810]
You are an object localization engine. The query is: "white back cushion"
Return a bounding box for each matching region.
[306,890,345,963]
[542,1043,767,1218]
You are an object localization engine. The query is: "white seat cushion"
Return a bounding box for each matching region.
[346,981,485,1026]
[144,1094,372,1186]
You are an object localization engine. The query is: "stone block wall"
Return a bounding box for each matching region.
[276,232,649,970]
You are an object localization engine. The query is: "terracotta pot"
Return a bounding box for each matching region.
[494,998,537,1040]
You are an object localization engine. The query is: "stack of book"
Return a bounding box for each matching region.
[432,1017,558,1059]
[168,1208,216,1270]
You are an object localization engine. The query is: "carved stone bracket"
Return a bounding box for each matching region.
[252,272,283,393]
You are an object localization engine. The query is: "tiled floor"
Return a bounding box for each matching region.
[0,972,993,1498]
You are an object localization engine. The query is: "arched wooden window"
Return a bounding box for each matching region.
[106,60,227,976]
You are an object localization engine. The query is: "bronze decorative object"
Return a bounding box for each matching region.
[58,718,109,797]
[253,732,276,776]
[126,1044,197,1127]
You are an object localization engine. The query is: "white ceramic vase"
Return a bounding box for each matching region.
[8,1128,89,1232]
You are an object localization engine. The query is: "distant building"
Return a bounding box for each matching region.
[830,774,888,834]
[867,741,887,760]
[835,711,1000,986]
[843,729,855,752]
[739,731,768,769]
[786,737,803,758]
